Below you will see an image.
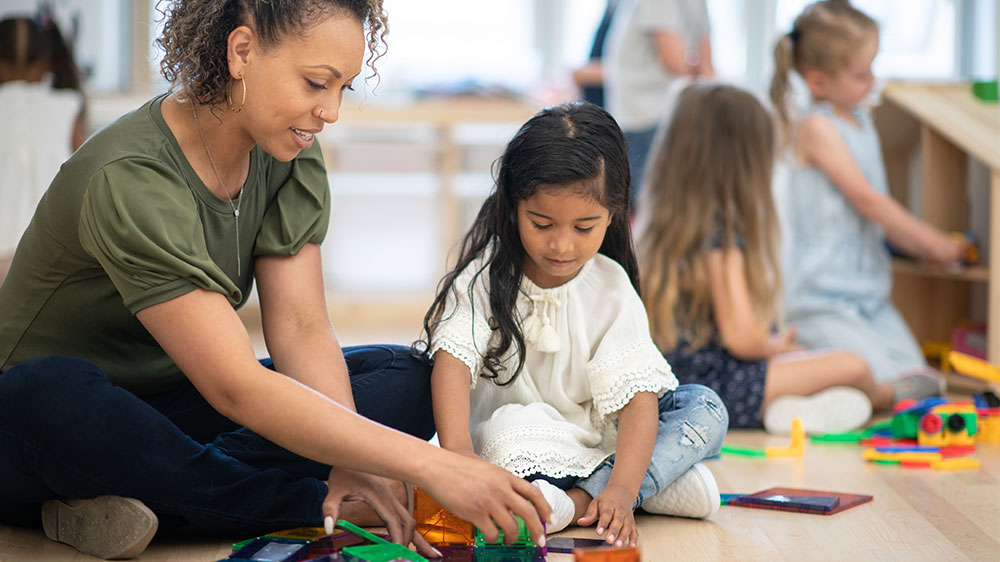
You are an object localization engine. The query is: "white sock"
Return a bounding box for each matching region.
[531,479,575,533]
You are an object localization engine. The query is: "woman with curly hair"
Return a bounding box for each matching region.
[0,1,549,559]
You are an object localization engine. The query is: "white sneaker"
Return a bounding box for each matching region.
[764,386,872,435]
[41,496,158,559]
[640,463,720,519]
[531,480,576,533]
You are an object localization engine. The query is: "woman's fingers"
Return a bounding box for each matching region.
[410,530,442,559]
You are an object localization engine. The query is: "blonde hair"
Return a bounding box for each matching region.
[637,84,779,352]
[770,0,878,144]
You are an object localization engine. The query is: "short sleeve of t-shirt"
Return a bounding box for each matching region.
[78,158,240,313]
[255,142,330,256]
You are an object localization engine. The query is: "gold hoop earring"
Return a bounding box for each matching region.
[227,76,246,112]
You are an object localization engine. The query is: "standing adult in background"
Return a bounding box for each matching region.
[0,8,87,279]
[605,0,713,210]
[571,0,619,108]
[0,0,549,559]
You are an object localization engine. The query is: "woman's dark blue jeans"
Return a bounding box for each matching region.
[0,345,433,535]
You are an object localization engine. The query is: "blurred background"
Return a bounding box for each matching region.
[1,0,997,348]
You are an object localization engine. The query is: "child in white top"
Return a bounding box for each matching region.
[0,11,86,276]
[419,101,729,547]
[771,0,964,387]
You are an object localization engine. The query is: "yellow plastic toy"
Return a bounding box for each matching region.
[862,449,941,463]
[918,403,977,447]
[949,351,1000,383]
[931,457,980,470]
[977,409,1000,443]
[765,418,805,457]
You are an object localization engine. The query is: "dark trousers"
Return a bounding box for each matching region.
[0,345,433,535]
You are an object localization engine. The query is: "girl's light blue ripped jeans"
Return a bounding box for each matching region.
[530,384,728,509]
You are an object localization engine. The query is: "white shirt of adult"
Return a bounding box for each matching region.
[0,80,83,256]
[605,0,711,132]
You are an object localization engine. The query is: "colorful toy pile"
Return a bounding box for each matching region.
[223,520,423,562]
[811,394,998,471]
[217,487,642,562]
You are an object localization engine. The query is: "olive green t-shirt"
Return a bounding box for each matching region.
[0,94,330,395]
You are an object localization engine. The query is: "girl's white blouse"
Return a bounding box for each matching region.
[430,253,677,478]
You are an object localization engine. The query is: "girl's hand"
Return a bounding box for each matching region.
[576,485,638,547]
[322,467,439,558]
[770,327,803,355]
[926,233,968,266]
[418,453,552,547]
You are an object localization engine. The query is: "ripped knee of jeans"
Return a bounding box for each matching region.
[678,420,709,447]
[677,394,729,449]
[699,392,728,427]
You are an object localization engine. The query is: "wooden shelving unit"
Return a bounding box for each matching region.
[875,82,1000,366]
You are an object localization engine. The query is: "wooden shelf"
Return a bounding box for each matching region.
[882,82,1000,171]
[891,258,989,282]
[877,81,999,362]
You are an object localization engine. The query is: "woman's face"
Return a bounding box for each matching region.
[239,14,364,161]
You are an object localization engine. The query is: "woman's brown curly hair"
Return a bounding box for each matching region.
[156,0,387,106]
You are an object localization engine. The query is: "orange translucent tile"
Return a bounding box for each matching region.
[413,486,476,545]
[572,546,641,561]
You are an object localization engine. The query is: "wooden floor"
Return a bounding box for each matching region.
[2,418,997,562]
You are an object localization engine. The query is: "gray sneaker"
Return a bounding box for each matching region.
[42,496,158,559]
[892,369,946,403]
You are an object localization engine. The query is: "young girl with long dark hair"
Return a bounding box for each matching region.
[420,101,728,548]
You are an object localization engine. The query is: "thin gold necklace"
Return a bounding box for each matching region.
[191,104,243,275]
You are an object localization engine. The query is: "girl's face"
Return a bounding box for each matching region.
[823,35,878,109]
[238,14,364,161]
[517,186,612,289]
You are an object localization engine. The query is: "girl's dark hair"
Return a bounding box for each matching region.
[416,100,638,385]
[156,0,387,106]
[0,7,82,90]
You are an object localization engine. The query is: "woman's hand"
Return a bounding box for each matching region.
[577,484,638,547]
[322,467,439,558]
[417,452,552,547]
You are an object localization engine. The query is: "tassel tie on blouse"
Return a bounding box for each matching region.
[522,293,561,353]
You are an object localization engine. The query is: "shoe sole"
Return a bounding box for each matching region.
[42,496,158,559]
[692,463,721,519]
[764,386,872,435]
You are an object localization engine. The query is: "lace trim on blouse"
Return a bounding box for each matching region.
[479,424,612,478]
[587,340,677,419]
[429,306,491,388]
